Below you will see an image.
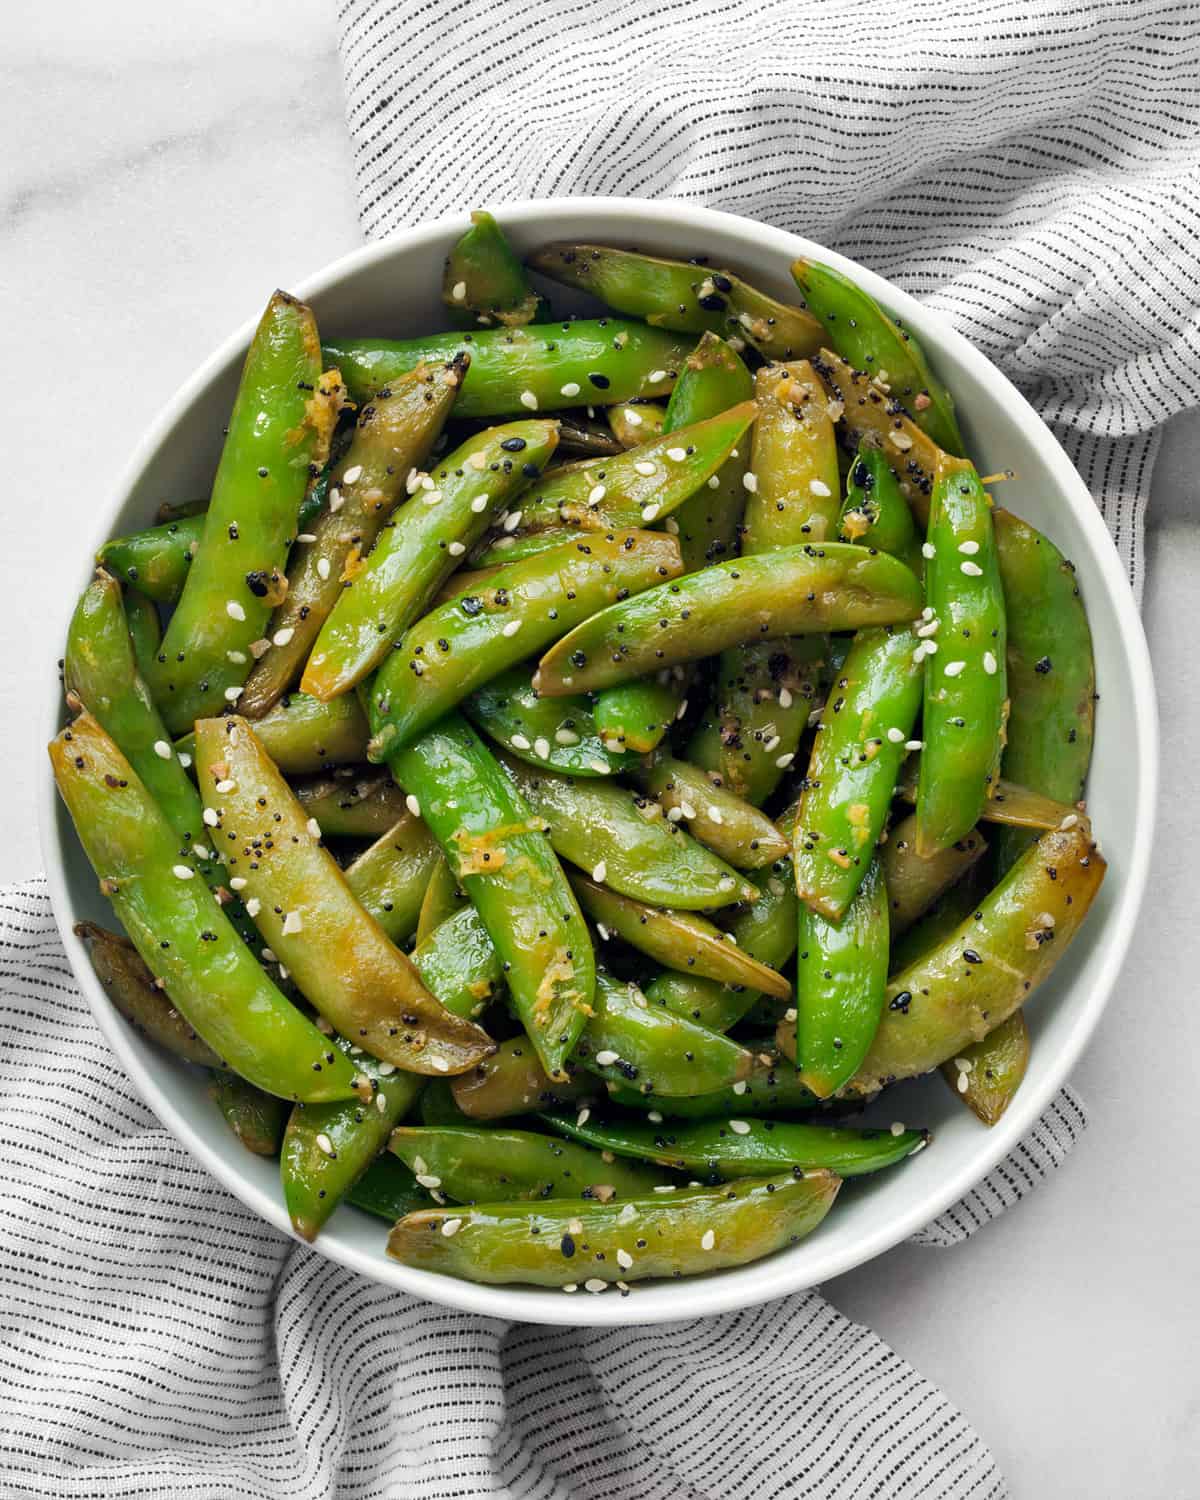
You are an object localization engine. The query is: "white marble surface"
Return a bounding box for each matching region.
[4,4,1198,1493]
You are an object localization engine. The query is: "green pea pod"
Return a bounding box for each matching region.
[498,756,759,909]
[382,715,594,1079]
[528,244,824,363]
[534,544,923,697]
[840,443,924,574]
[463,664,639,776]
[452,1037,595,1120]
[792,259,964,455]
[324,320,694,412]
[941,1011,1031,1126]
[917,456,1008,856]
[50,714,359,1103]
[888,861,989,974]
[390,1126,666,1202]
[98,513,203,604]
[793,625,924,921]
[592,675,682,755]
[415,855,466,945]
[147,296,335,733]
[292,770,407,839]
[880,812,988,938]
[210,1072,289,1157]
[896,757,1078,834]
[849,823,1105,1093]
[241,358,465,718]
[569,874,791,999]
[123,590,162,683]
[343,812,441,944]
[347,1153,429,1222]
[195,716,494,1076]
[419,1079,475,1126]
[367,529,683,759]
[443,211,541,326]
[607,1046,818,1119]
[74,920,221,1066]
[387,1171,840,1287]
[608,401,666,448]
[636,755,789,869]
[993,508,1095,874]
[663,332,753,572]
[412,905,504,1021]
[714,637,826,805]
[743,361,842,549]
[281,1043,425,1240]
[175,690,370,776]
[578,971,751,1097]
[794,859,890,1099]
[544,1111,927,1179]
[302,420,560,702]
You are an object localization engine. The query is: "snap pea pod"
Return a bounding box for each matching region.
[302,420,560,701]
[209,1072,289,1157]
[849,823,1106,1093]
[241,359,464,718]
[607,1046,818,1119]
[534,544,923,696]
[443,210,541,326]
[577,971,752,1097]
[292,769,407,839]
[793,624,924,921]
[498,756,759,909]
[411,905,503,1020]
[282,1044,425,1240]
[794,859,890,1099]
[124,590,161,683]
[390,1126,666,1202]
[343,813,441,943]
[74,921,220,1066]
[896,760,1079,834]
[382,715,593,1079]
[175,690,370,775]
[940,1012,1031,1126]
[367,530,683,758]
[97,513,203,604]
[636,755,789,869]
[431,564,503,608]
[147,295,336,733]
[555,410,624,458]
[663,332,753,571]
[607,401,666,448]
[714,637,826,805]
[195,716,494,1076]
[916,456,1008,857]
[888,861,987,975]
[65,571,214,877]
[347,1153,429,1222]
[419,1080,474,1126]
[463,664,638,776]
[568,874,791,999]
[323,320,693,412]
[879,812,988,937]
[452,1037,595,1120]
[50,714,358,1102]
[387,1171,840,1287]
[544,1112,927,1179]
[482,402,756,546]
[591,675,682,755]
[528,244,824,362]
[840,442,924,574]
[812,349,943,522]
[743,361,842,549]
[792,259,964,455]
[415,854,466,944]
[993,507,1095,875]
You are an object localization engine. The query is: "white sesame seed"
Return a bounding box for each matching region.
[954,1056,973,1073]
[809,478,831,497]
[679,801,697,820]
[413,1155,428,1175]
[533,736,551,758]
[960,561,983,576]
[707,807,724,825]
[641,504,661,522]
[555,728,579,745]
[1059,812,1079,830]
[731,1081,748,1096]
[561,1283,578,1294]
[653,1184,676,1193]
[890,1121,906,1137]
[888,430,913,451]
[250,639,272,659]
[153,740,172,761]
[922,605,935,620]
[887,727,905,744]
[260,948,277,963]
[944,660,967,678]
[958,540,980,555]
[282,911,303,936]
[576,1107,591,1127]
[595,922,611,942]
[594,1049,620,1067]
[316,557,331,581]
[622,408,643,427]
[520,390,538,410]
[224,686,243,703]
[779,688,793,709]
[225,600,245,621]
[470,495,488,513]
[493,536,515,551]
[588,484,607,506]
[916,620,940,638]
[648,369,667,383]
[194,845,213,862]
[369,1093,385,1114]
[729,1119,751,1135]
[590,759,610,774]
[405,794,421,818]
[560,382,581,398]
[441,1216,463,1237]
[983,651,998,675]
[502,510,523,533]
[172,864,194,881]
[616,1248,634,1269]
[178,752,192,769]
[450,280,467,302]
[634,461,656,477]
[666,806,683,822]
[585,1278,608,1294]
[423,489,443,507]
[202,807,219,828]
[742,472,758,493]
[592,861,608,883]
[305,818,321,841]
[707,475,720,489]
[448,541,466,557]
[510,733,532,751]
[468,452,488,471]
[342,465,363,485]
[501,620,522,638]
[246,897,261,918]
[666,447,687,463]
[921,542,936,560]
[775,752,795,768]
[957,1071,969,1093]
[215,778,236,794]
[316,1132,335,1157]
[416,1173,442,1189]
[718,876,736,892]
[329,490,344,513]
[229,876,247,891]
[617,1203,639,1225]
[226,647,248,665]
[376,1062,396,1076]
[905,739,925,751]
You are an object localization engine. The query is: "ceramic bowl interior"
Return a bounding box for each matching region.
[40,199,1156,1325]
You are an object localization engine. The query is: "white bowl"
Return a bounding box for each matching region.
[39,198,1157,1325]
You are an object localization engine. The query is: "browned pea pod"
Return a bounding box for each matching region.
[343,812,441,945]
[634,755,790,870]
[887,860,989,975]
[195,716,494,1077]
[239,358,465,718]
[209,1073,289,1156]
[292,769,407,839]
[710,636,826,806]
[175,690,370,776]
[607,401,666,448]
[415,855,467,945]
[895,757,1081,834]
[453,1038,596,1121]
[386,1171,840,1288]
[443,211,542,326]
[940,1012,1031,1126]
[742,361,842,550]
[879,812,988,938]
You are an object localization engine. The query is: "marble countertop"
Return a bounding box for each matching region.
[4,5,1197,1493]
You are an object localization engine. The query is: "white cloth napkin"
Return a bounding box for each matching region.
[5,1,1195,1493]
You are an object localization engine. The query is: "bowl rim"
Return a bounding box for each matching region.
[39,196,1159,1325]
